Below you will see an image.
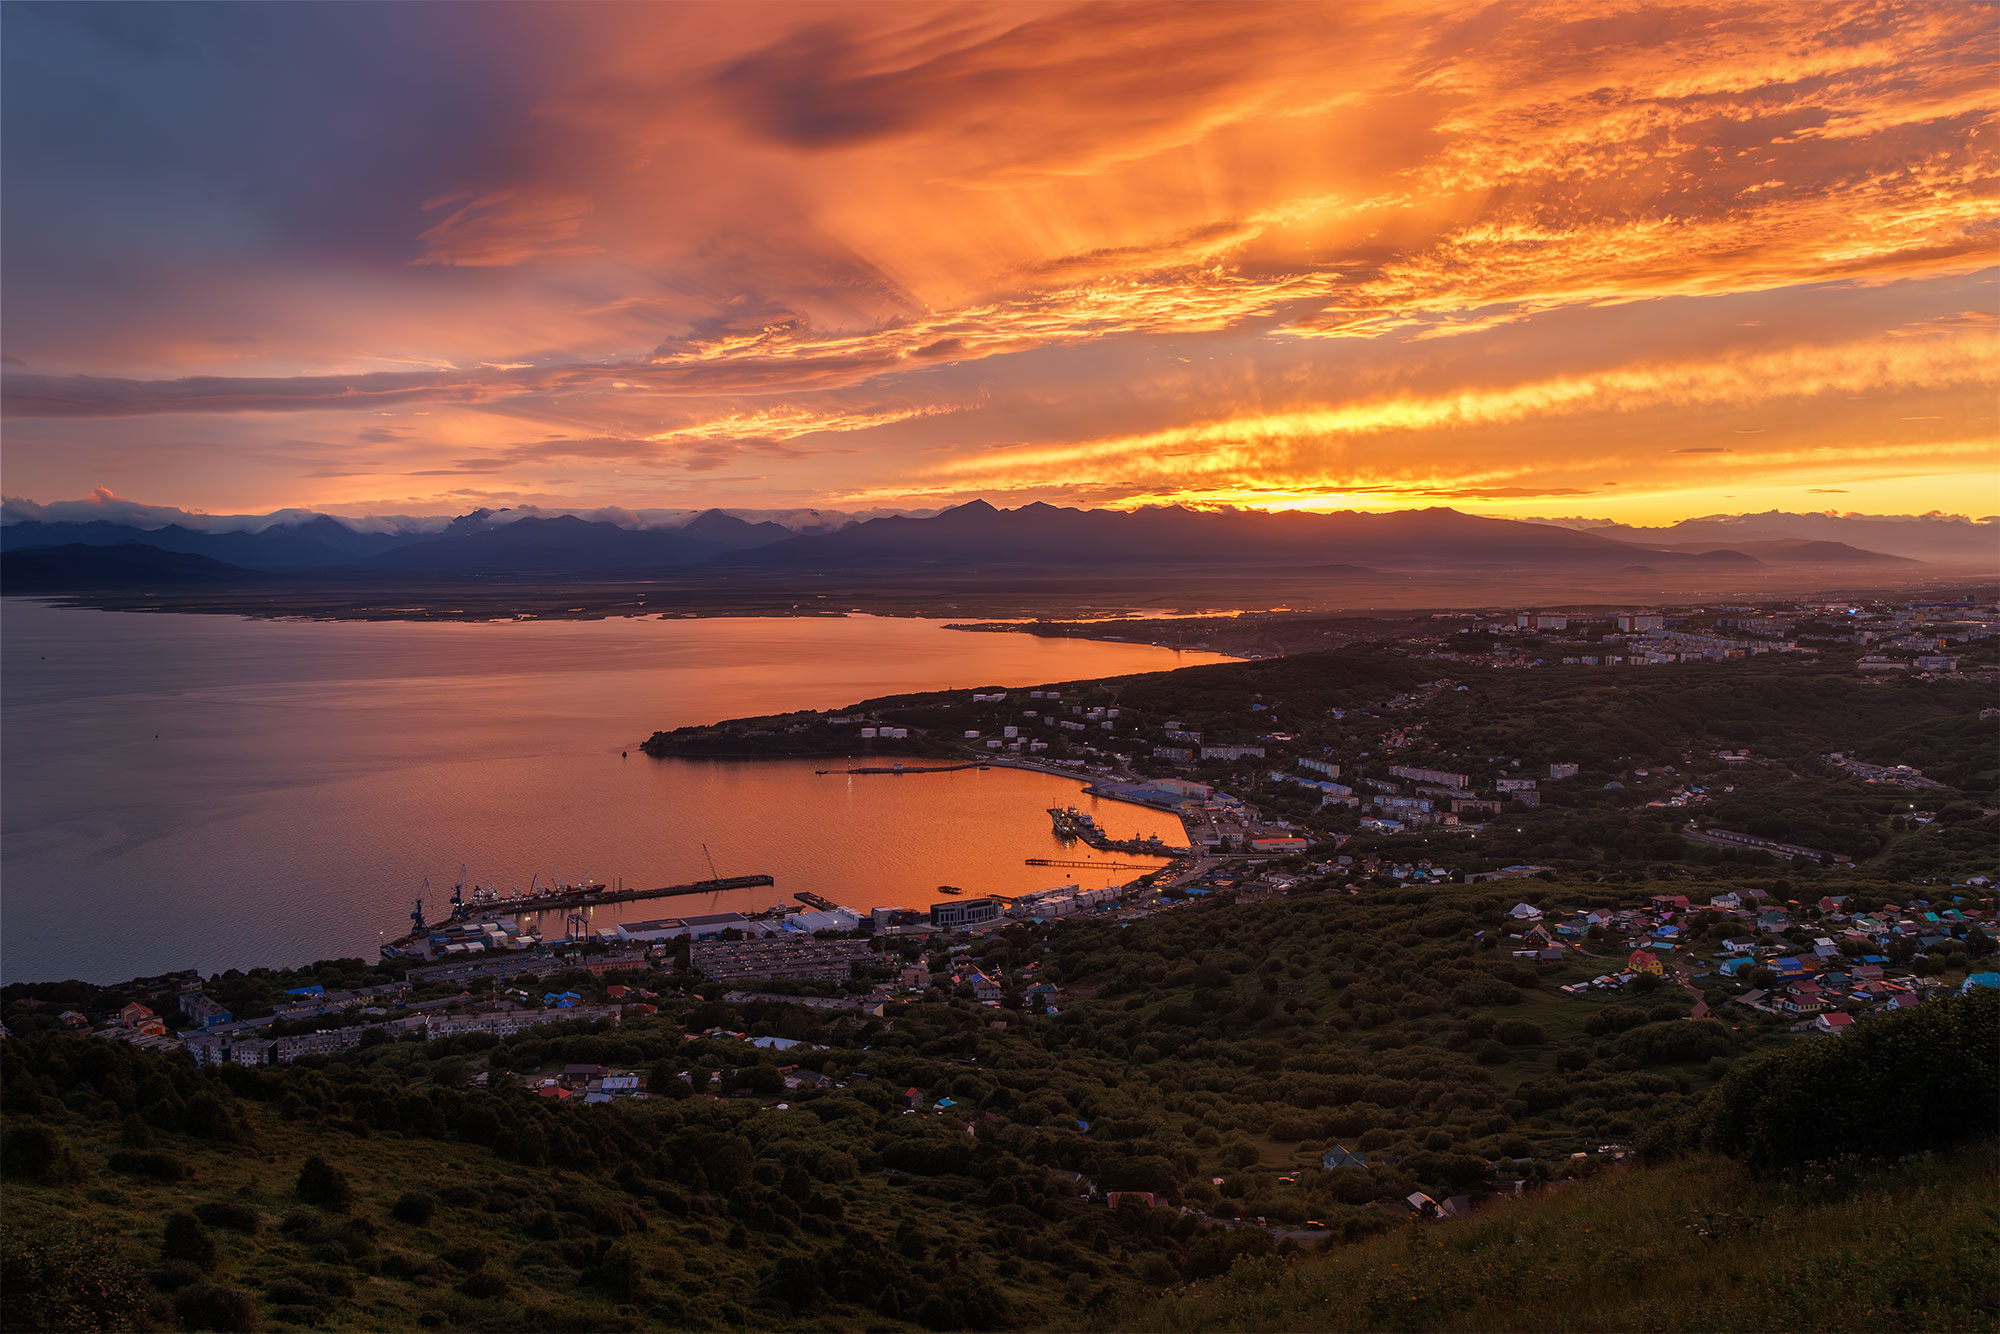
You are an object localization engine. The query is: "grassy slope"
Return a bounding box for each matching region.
[1137,1144,2000,1333]
[1,1102,1071,1331]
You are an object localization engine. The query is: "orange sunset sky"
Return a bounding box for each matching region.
[2,0,1995,523]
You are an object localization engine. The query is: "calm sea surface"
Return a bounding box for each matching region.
[0,601,1224,983]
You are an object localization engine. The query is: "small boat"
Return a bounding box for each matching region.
[937,884,966,895]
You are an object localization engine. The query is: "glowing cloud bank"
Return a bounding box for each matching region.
[2,1,1993,523]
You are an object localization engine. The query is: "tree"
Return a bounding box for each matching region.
[1702,989,2000,1170]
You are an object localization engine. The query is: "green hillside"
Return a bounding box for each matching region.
[4,895,1994,1332]
[1136,1142,2000,1333]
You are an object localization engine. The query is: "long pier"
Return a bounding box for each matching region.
[381,872,777,959]
[817,762,989,776]
[473,873,774,916]
[1026,857,1169,871]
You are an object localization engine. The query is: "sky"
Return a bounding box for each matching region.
[1,0,1995,525]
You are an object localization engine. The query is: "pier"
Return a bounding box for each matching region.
[468,873,774,916]
[1026,857,1168,871]
[816,762,989,775]
[386,873,777,955]
[1048,805,1192,857]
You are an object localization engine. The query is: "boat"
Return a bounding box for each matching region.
[937,884,966,895]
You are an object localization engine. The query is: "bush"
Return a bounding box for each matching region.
[161,1213,217,1273]
[150,1260,206,1292]
[193,1202,262,1235]
[389,1191,436,1225]
[0,1123,73,1182]
[1495,1020,1545,1047]
[173,1284,258,1332]
[108,1149,186,1181]
[1584,1005,1650,1037]
[1617,1020,1732,1066]
[264,1277,317,1305]
[294,1155,352,1210]
[441,1243,487,1274]
[378,1249,437,1279]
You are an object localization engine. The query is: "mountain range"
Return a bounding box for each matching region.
[1550,511,1995,566]
[0,500,1965,593]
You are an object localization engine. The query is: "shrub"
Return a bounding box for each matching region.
[264,1277,318,1306]
[1495,1019,1545,1047]
[160,1213,217,1273]
[0,1123,73,1182]
[150,1260,206,1292]
[193,1202,262,1235]
[293,1265,355,1298]
[389,1191,436,1225]
[294,1155,352,1210]
[172,1284,258,1332]
[377,1249,437,1279]
[1584,1005,1650,1037]
[1616,1020,1732,1067]
[108,1149,186,1181]
[441,1243,487,1273]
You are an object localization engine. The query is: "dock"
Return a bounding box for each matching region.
[385,872,778,952]
[470,873,774,916]
[1026,857,1169,871]
[816,762,989,775]
[1049,805,1191,857]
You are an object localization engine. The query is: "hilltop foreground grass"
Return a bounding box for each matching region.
[1136,1143,2000,1333]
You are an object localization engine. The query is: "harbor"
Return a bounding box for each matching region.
[1048,805,1193,857]
[382,872,777,958]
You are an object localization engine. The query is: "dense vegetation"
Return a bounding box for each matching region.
[1139,1141,1999,1332]
[5,888,1996,1332]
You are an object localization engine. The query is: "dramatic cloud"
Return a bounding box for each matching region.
[1,1,1993,521]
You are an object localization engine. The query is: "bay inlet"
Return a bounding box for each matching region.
[0,601,1223,983]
